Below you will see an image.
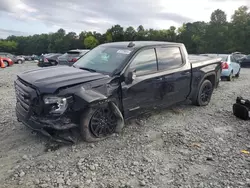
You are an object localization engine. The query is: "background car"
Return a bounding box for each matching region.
[0,52,25,64]
[232,52,246,61]
[23,55,32,61]
[0,56,14,68]
[37,53,62,67]
[237,54,250,68]
[200,54,241,81]
[57,49,89,66]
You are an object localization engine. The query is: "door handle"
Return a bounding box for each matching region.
[154,77,163,81]
[182,71,190,75]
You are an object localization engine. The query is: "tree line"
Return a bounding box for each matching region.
[0,6,249,55]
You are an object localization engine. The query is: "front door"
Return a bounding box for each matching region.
[122,48,161,118]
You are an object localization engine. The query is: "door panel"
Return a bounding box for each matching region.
[122,48,159,118]
[158,69,191,107]
[155,47,191,107]
[122,75,162,117]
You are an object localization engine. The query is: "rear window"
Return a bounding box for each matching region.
[220,56,228,61]
[45,54,56,58]
[67,51,80,54]
[60,51,80,58]
[47,54,61,58]
[156,47,183,70]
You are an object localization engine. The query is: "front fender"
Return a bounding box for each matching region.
[76,87,107,103]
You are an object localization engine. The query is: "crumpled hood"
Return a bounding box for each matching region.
[17,66,109,93]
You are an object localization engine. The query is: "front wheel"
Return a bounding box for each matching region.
[17,60,22,64]
[235,69,240,78]
[80,103,123,142]
[193,80,213,106]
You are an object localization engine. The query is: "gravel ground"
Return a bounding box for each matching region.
[1,62,250,188]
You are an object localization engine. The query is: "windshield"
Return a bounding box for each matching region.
[73,46,132,73]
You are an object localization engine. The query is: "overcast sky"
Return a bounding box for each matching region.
[0,0,249,39]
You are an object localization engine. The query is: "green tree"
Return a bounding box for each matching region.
[124,26,136,41]
[84,36,99,49]
[210,9,227,24]
[229,6,250,53]
[0,40,18,52]
[107,25,124,42]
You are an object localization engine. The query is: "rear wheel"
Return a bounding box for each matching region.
[3,61,9,67]
[193,80,213,106]
[235,69,240,78]
[80,105,119,142]
[227,71,233,81]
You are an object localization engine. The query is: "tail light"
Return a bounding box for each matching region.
[44,58,49,62]
[69,58,78,62]
[221,61,229,69]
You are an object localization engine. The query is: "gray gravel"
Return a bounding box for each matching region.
[1,62,250,188]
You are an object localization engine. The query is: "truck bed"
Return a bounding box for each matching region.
[189,55,222,67]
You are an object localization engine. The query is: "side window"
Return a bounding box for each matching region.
[156,47,183,70]
[230,56,236,62]
[130,48,157,76]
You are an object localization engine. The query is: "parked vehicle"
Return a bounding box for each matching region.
[38,53,62,67]
[57,49,89,66]
[0,52,25,64]
[201,54,241,81]
[238,55,250,68]
[14,41,222,143]
[0,56,14,68]
[232,52,246,61]
[23,55,32,61]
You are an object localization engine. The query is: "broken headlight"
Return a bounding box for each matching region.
[43,95,68,115]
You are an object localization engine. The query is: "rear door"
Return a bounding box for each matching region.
[155,46,191,107]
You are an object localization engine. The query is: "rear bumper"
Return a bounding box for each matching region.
[221,69,231,77]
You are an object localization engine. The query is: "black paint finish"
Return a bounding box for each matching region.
[14,41,222,135]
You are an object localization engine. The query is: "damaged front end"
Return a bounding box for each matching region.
[15,79,79,143]
[15,77,125,144]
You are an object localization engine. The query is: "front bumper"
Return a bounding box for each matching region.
[16,102,78,143]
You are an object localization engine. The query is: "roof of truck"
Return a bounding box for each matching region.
[100,41,182,49]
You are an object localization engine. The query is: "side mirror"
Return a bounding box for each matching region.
[125,69,136,84]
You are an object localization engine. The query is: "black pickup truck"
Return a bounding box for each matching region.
[14,41,222,143]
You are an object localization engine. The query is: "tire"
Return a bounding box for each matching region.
[17,60,22,64]
[227,71,233,81]
[3,61,9,67]
[80,104,120,142]
[193,79,213,106]
[235,69,240,78]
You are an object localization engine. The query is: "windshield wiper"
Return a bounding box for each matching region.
[77,67,96,72]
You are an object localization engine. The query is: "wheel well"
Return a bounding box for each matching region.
[3,60,9,64]
[204,74,216,87]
